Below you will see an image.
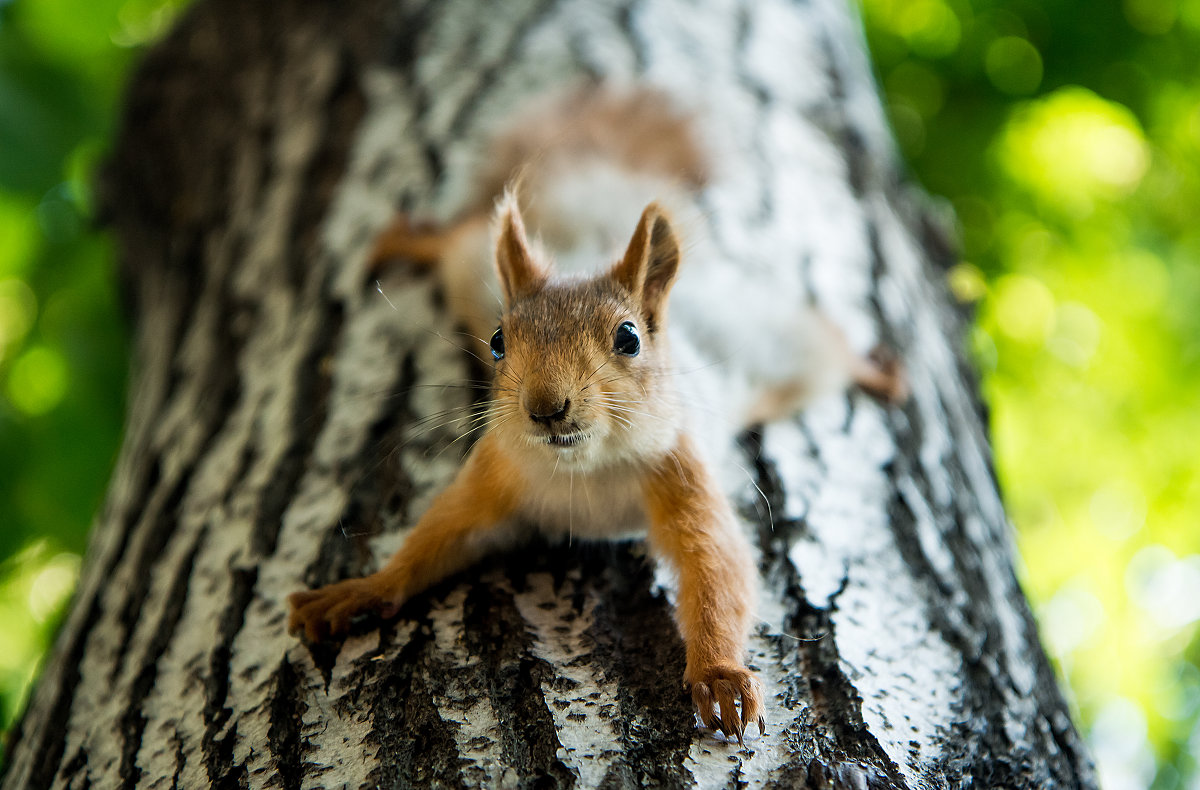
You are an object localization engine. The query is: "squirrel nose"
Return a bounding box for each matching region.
[528,397,571,426]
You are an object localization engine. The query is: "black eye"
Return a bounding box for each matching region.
[613,321,640,356]
[490,328,505,361]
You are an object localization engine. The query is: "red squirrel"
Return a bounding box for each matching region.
[288,87,905,744]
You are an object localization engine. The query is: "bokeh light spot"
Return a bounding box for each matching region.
[5,345,69,416]
[112,1,187,47]
[0,197,39,278]
[1040,581,1106,659]
[969,325,999,372]
[948,262,988,302]
[1089,484,1146,541]
[887,100,926,156]
[896,0,962,57]
[1048,301,1102,367]
[992,273,1055,343]
[985,36,1044,95]
[997,88,1149,215]
[1090,697,1157,790]
[28,553,81,624]
[1127,547,1200,631]
[35,188,83,244]
[0,279,38,362]
[886,62,946,118]
[1123,0,1178,34]
[1122,250,1169,315]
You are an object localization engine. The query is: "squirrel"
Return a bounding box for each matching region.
[288,86,906,744]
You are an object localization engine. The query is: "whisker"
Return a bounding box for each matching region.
[376,280,398,311]
[422,328,494,368]
[733,459,774,534]
[423,407,520,461]
[602,403,677,427]
[581,358,613,391]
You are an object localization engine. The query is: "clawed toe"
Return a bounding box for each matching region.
[689,665,765,744]
[287,577,386,644]
[692,682,721,731]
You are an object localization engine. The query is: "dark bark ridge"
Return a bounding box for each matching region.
[4,0,1096,788]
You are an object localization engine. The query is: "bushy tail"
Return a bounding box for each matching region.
[467,85,710,215]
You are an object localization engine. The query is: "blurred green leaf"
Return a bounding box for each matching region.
[0,40,95,194]
[0,0,180,756]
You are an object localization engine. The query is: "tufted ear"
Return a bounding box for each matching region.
[494,192,547,306]
[609,202,681,333]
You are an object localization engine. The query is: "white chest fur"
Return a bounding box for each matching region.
[516,457,650,540]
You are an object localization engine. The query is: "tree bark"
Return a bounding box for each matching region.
[4,0,1098,787]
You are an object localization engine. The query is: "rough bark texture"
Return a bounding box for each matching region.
[4,0,1098,788]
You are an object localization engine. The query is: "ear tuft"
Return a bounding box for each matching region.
[610,202,681,332]
[494,190,547,305]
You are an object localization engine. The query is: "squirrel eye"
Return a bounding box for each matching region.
[490,328,505,361]
[613,321,640,357]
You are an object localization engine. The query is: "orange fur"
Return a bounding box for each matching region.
[643,435,764,740]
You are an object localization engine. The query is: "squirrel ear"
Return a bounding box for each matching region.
[611,202,681,332]
[495,193,546,305]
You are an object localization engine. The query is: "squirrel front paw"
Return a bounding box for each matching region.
[287,576,400,642]
[687,663,765,744]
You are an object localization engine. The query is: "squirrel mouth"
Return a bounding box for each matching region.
[546,433,585,448]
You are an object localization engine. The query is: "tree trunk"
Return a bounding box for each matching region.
[4,0,1098,787]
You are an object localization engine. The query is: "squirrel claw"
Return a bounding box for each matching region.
[691,682,722,731]
[688,664,764,744]
[288,576,396,643]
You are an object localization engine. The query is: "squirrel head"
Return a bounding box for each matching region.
[486,195,683,469]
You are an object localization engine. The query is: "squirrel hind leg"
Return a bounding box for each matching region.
[743,380,814,425]
[850,346,909,405]
[742,346,908,425]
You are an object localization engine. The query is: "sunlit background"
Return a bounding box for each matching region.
[1,0,1197,784]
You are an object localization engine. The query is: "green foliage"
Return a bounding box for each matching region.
[0,0,184,747]
[861,0,1200,785]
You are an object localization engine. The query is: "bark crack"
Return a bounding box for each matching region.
[460,568,576,788]
[584,547,694,787]
[201,566,259,787]
[110,268,245,684]
[266,657,304,790]
[118,529,206,790]
[361,609,467,788]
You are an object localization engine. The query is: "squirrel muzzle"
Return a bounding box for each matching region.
[527,396,571,426]
[523,383,574,428]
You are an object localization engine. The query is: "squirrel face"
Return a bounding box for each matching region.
[485,197,683,470]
